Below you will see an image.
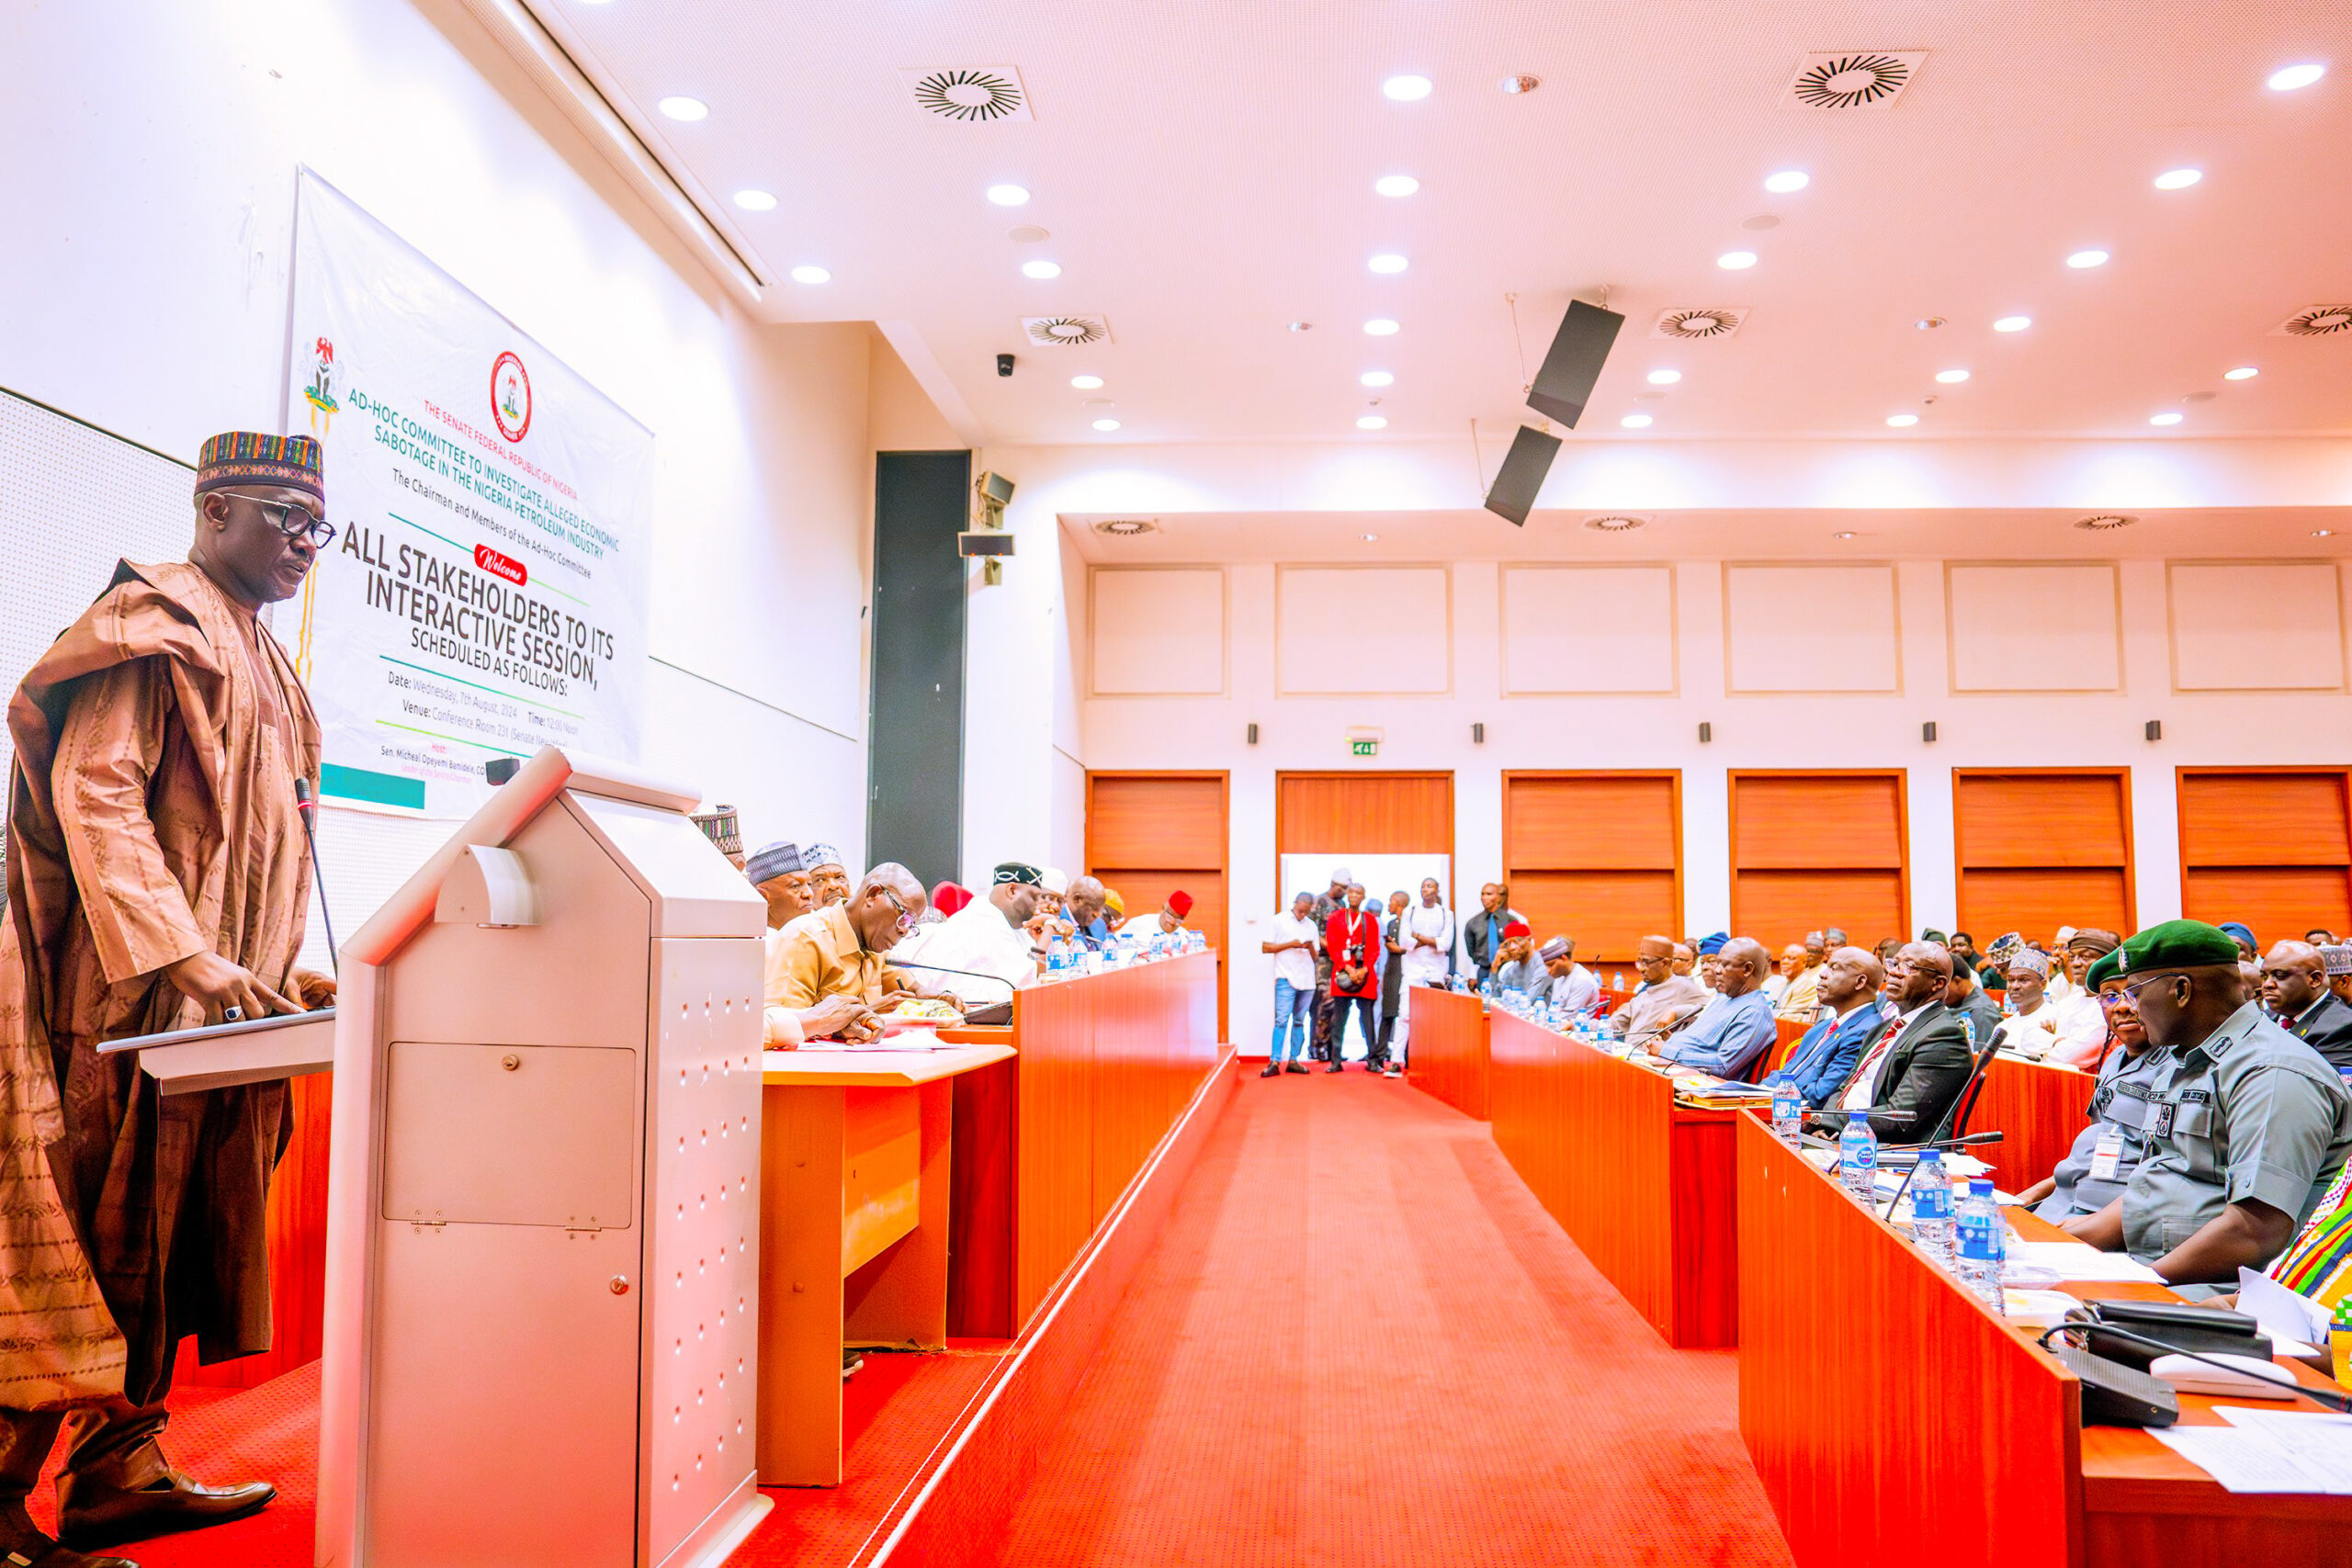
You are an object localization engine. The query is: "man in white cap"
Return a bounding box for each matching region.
[1537,935,1600,1014]
[2325,945,2352,1009]
[803,842,851,908]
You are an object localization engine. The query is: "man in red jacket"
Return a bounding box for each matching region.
[1325,883,1383,1073]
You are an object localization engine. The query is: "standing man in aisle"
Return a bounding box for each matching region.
[1463,883,1521,987]
[0,433,342,1567]
[1306,868,1350,1063]
[1325,884,1382,1071]
[1374,889,1410,1075]
[1393,878,1456,1076]
[1261,890,1320,1077]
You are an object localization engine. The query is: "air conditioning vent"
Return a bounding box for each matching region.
[899,66,1032,122]
[1583,514,1649,533]
[2273,304,2352,337]
[1023,315,1112,347]
[2074,513,2138,531]
[1092,518,1159,537]
[1652,308,1748,340]
[1781,51,1926,110]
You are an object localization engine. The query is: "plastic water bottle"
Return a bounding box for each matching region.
[1910,1150,1953,1265]
[1838,1113,1878,1200]
[1953,1179,2006,1312]
[1480,975,1495,1000]
[1770,1078,1803,1141]
[1611,969,1625,992]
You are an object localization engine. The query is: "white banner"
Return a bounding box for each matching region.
[284,171,651,816]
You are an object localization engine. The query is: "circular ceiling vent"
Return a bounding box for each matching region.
[910,68,1026,122]
[1023,315,1111,346]
[2277,304,2352,337]
[2074,513,2138,531]
[1653,308,1747,340]
[1583,514,1648,532]
[1785,52,1920,109]
[1093,518,1158,536]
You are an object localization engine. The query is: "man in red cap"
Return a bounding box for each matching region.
[1491,920,1544,994]
[1,431,336,1565]
[1325,883,1383,1072]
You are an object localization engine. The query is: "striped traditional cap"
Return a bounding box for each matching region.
[745,840,802,884]
[1538,935,1571,961]
[2322,945,2352,977]
[196,431,323,502]
[802,842,845,871]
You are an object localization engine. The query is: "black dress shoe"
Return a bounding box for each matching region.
[1260,1064,1281,1077]
[1283,1063,1307,1074]
[57,1471,275,1551]
[1325,1061,1343,1073]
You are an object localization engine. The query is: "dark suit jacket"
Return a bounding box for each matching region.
[2282,991,2352,1073]
[1808,1000,1977,1144]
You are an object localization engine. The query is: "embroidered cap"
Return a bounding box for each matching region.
[745,840,802,884]
[1041,866,1069,896]
[991,862,1043,886]
[1538,936,1570,961]
[802,842,846,872]
[1696,931,1728,956]
[2321,945,2352,977]
[196,431,324,502]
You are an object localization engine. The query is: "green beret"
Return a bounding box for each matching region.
[2114,919,2242,976]
[2084,949,2124,989]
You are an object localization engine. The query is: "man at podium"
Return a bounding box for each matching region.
[0,433,335,1567]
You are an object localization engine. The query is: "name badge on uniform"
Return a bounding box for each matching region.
[2089,1130,2127,1182]
[2152,1101,2177,1139]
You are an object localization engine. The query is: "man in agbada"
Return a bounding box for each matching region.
[0,432,336,1566]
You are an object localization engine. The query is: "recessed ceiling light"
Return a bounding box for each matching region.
[1092,418,1122,432]
[1621,413,1653,429]
[658,96,708,121]
[1383,74,1432,101]
[1363,318,1399,336]
[1021,259,1062,279]
[2066,249,2110,268]
[1763,170,1810,193]
[2154,167,2203,190]
[1994,315,2031,333]
[788,265,831,285]
[2224,366,2259,380]
[1374,174,1420,197]
[1717,250,1758,270]
[2268,63,2326,92]
[1885,413,1919,427]
[1935,368,1971,383]
[2150,412,2184,425]
[1834,531,1859,540]
[1647,369,1682,385]
[1356,415,1388,430]
[1499,74,1541,95]
[986,184,1032,207]
[1360,370,1395,387]
[733,189,776,211]
[1286,321,1313,333]
[1070,374,1104,389]
[1368,254,1408,275]
[2315,529,2337,538]
[1362,533,1380,542]
[1008,225,1050,243]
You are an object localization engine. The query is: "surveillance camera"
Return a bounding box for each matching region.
[997,352,1015,378]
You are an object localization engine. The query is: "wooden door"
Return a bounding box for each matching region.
[2177,768,2352,944]
[1952,769,2134,944]
[1730,772,1909,949]
[1502,772,1682,963]
[1087,772,1229,1035]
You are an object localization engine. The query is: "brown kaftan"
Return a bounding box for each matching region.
[0,560,319,1408]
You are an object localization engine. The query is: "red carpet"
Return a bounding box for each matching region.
[986,1068,1795,1566]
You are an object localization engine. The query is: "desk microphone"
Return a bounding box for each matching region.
[884,959,1022,1004]
[293,777,337,976]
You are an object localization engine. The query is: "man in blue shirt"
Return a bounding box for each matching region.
[1766,945,1888,1107]
[1658,936,1780,1078]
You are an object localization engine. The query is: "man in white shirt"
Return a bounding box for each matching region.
[1611,935,1709,1046]
[1401,878,1455,991]
[1538,936,1600,1014]
[1261,890,1321,1077]
[888,861,1044,1021]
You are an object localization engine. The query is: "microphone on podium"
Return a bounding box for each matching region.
[294,777,338,976]
[884,958,1021,1004]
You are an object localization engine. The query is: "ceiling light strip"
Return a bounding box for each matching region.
[459,0,766,302]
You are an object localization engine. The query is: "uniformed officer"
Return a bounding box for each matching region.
[2023,949,2165,1221]
[2066,920,2352,1285]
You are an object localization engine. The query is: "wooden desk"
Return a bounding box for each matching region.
[757,1043,1015,1486]
[1487,1012,1740,1348]
[1976,1052,2098,1193]
[943,953,1221,1338]
[1736,1114,2352,1566]
[1404,986,1488,1120]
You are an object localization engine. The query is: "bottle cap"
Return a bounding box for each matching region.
[1969,1179,1994,1195]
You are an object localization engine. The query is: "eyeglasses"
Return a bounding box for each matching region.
[2109,971,2186,1006]
[222,490,335,548]
[877,885,918,935]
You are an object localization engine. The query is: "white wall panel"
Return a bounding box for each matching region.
[1724,564,1900,693]
[1500,565,1678,694]
[2169,563,2346,691]
[1947,563,2121,693]
[1089,568,1226,694]
[1275,566,1450,694]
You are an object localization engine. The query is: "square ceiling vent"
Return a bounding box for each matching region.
[1651,308,1748,340]
[1023,315,1113,347]
[899,66,1033,122]
[1780,51,1927,110]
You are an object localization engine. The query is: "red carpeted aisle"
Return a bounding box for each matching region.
[988,1068,1795,1567]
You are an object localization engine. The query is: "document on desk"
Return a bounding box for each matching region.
[2239,1266,2334,1351]
[2002,1239,2165,1283]
[2154,1408,2352,1495]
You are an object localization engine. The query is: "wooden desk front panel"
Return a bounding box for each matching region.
[1407,987,1489,1121]
[1736,1115,2083,1568]
[1976,1055,2097,1194]
[1552,1028,1678,1338]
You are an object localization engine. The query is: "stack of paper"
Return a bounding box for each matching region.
[2154,1407,2352,1495]
[2002,1238,2166,1283]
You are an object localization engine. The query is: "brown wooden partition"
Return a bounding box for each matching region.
[2177,767,2352,942]
[1954,768,2134,944]
[1731,770,1909,951]
[1087,770,1228,1037]
[1501,771,1682,964]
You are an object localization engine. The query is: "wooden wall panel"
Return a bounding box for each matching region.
[1959,868,2131,943]
[2178,769,2352,944]
[1089,772,1229,1038]
[1504,772,1680,963]
[1275,772,1453,857]
[1510,871,1680,964]
[1730,773,1908,950]
[1953,770,2134,945]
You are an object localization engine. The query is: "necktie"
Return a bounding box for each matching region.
[1841,1015,1903,1100]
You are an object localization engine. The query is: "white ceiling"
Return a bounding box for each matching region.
[537,2,2351,447]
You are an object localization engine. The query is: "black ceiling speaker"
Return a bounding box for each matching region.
[1526,299,1627,429]
[1485,424,1562,525]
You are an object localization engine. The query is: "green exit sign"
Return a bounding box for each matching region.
[1350,738,1379,757]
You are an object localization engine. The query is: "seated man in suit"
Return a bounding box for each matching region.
[2263,940,2352,1072]
[1805,942,1975,1145]
[1765,946,1886,1109]
[1942,955,2006,1052]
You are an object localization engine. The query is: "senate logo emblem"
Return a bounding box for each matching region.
[492,350,532,443]
[303,337,339,436]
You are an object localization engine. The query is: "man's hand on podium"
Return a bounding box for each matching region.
[293,967,337,1009]
[164,950,300,1022]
